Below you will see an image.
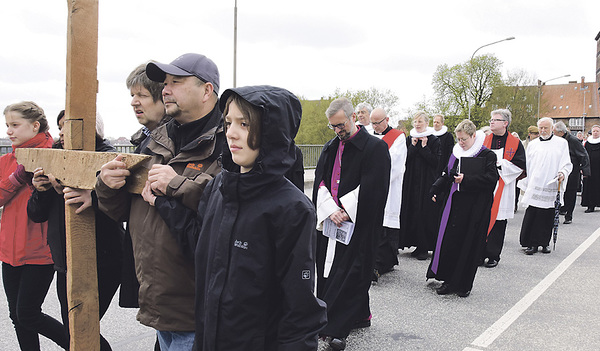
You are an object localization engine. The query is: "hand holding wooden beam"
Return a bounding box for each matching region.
[15,148,151,194]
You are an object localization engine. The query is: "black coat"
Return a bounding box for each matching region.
[399,134,441,251]
[27,139,123,273]
[156,86,327,350]
[427,147,498,293]
[313,125,390,338]
[436,131,455,174]
[563,132,590,192]
[582,141,600,207]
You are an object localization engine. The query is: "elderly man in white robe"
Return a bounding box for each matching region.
[518,117,572,255]
[370,107,407,280]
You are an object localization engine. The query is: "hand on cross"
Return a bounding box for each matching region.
[32,167,64,194]
[64,187,93,214]
[100,155,130,189]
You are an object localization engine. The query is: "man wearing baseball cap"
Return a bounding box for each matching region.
[96,53,224,350]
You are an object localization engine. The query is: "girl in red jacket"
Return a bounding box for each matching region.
[1,101,68,350]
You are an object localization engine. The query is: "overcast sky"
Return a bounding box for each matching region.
[1,0,599,139]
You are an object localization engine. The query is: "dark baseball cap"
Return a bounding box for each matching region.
[146,53,220,94]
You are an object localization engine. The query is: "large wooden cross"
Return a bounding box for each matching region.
[15,1,149,349]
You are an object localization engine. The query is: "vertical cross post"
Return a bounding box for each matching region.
[65,0,100,349]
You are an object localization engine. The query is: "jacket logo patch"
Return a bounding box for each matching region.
[302,270,310,280]
[186,162,204,171]
[234,240,248,250]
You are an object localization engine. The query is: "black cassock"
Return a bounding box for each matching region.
[436,131,455,175]
[399,134,441,252]
[313,127,390,339]
[582,141,600,208]
[427,148,498,293]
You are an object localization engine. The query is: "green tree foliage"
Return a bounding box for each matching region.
[431,54,503,128]
[332,87,400,119]
[483,69,538,139]
[296,97,335,144]
[296,87,400,145]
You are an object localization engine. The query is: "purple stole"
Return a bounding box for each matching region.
[431,145,485,274]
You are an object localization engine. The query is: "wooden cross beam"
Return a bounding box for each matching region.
[64,1,99,349]
[18,1,145,349]
[16,149,151,193]
[18,2,151,348]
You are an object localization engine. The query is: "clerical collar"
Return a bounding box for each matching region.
[587,136,600,144]
[432,125,448,136]
[410,127,434,138]
[539,134,553,141]
[375,126,393,136]
[452,130,485,158]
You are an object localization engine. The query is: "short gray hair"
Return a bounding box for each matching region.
[554,121,568,134]
[491,109,512,126]
[433,114,445,124]
[326,97,354,119]
[356,102,373,114]
[537,117,554,127]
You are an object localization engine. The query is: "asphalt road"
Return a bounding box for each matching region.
[1,195,599,350]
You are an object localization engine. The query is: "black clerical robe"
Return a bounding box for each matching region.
[313,126,390,339]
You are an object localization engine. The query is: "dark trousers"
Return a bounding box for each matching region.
[483,220,507,261]
[2,263,68,351]
[375,227,399,273]
[56,261,121,351]
[562,189,577,221]
[519,206,555,247]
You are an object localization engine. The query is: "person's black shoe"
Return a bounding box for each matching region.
[585,207,595,213]
[329,337,347,351]
[525,246,538,255]
[484,259,498,268]
[563,219,572,224]
[436,282,452,295]
[416,252,428,260]
[371,269,380,283]
[456,290,471,298]
[559,210,567,215]
[541,246,551,253]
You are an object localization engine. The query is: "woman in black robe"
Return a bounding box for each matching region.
[582,125,600,212]
[427,120,498,297]
[398,111,441,260]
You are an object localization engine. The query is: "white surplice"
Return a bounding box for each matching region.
[519,135,573,209]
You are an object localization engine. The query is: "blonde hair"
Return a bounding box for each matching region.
[412,111,429,125]
[454,119,477,136]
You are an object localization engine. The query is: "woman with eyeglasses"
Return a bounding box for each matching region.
[427,119,498,297]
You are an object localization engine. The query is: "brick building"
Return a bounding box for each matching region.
[536,31,600,134]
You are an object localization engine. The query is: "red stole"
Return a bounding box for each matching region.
[484,132,520,235]
[382,129,403,149]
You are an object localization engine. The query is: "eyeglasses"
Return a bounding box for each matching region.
[371,118,387,126]
[489,118,506,123]
[328,120,348,130]
[457,137,471,143]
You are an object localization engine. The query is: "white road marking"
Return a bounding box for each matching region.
[465,227,600,350]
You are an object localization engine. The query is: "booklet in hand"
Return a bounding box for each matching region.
[458,156,485,191]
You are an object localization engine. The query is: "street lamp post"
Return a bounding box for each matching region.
[536,74,570,119]
[467,36,515,120]
[233,0,238,88]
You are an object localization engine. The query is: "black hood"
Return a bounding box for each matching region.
[219,85,301,178]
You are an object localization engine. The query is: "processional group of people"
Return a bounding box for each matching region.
[1,51,600,351]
